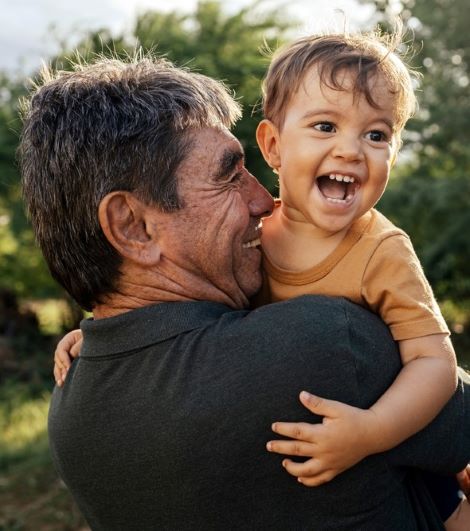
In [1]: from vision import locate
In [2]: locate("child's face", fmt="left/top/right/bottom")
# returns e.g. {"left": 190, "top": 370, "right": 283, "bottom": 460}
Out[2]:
{"left": 259, "top": 67, "right": 399, "bottom": 235}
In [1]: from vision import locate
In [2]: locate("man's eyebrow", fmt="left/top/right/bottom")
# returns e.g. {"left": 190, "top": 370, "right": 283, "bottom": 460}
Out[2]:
{"left": 214, "top": 149, "right": 244, "bottom": 181}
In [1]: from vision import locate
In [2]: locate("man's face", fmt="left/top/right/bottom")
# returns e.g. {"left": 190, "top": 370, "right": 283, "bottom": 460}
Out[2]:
{"left": 156, "top": 127, "right": 274, "bottom": 309}
{"left": 273, "top": 68, "right": 399, "bottom": 235}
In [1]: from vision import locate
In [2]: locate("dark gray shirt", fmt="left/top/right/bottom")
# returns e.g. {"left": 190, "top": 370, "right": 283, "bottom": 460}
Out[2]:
{"left": 48, "top": 296, "right": 470, "bottom": 530}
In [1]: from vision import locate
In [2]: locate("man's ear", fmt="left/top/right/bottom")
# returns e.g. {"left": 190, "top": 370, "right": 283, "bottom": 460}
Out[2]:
{"left": 256, "top": 119, "right": 282, "bottom": 172}
{"left": 98, "top": 191, "right": 161, "bottom": 266}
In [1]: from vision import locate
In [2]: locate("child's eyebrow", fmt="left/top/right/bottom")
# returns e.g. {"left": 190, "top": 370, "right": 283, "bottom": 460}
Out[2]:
{"left": 214, "top": 149, "right": 244, "bottom": 181}
{"left": 376, "top": 118, "right": 395, "bottom": 130}
{"left": 300, "top": 109, "right": 338, "bottom": 121}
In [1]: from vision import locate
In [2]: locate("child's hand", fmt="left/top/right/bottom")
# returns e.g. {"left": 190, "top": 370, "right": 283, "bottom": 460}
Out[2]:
{"left": 456, "top": 464, "right": 470, "bottom": 497}
{"left": 266, "top": 391, "right": 380, "bottom": 486}
{"left": 53, "top": 329, "right": 83, "bottom": 387}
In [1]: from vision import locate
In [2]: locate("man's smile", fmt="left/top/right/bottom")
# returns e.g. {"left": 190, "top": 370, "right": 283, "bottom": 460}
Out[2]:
{"left": 242, "top": 237, "right": 261, "bottom": 248}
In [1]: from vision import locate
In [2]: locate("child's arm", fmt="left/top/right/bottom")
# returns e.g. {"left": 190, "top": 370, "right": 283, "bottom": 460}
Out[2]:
{"left": 53, "top": 329, "right": 83, "bottom": 386}
{"left": 369, "top": 333, "right": 457, "bottom": 450}
{"left": 266, "top": 333, "right": 457, "bottom": 486}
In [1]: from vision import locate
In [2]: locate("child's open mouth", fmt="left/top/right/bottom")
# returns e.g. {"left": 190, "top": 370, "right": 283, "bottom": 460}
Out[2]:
{"left": 316, "top": 174, "right": 359, "bottom": 204}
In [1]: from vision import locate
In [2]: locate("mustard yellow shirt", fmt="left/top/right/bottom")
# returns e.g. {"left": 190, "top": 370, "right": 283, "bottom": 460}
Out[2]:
{"left": 260, "top": 208, "right": 449, "bottom": 341}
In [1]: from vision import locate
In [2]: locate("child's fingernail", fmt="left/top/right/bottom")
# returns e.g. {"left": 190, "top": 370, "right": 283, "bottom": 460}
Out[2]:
{"left": 272, "top": 423, "right": 277, "bottom": 431}
{"left": 300, "top": 391, "right": 312, "bottom": 400}
{"left": 266, "top": 442, "right": 272, "bottom": 451}
{"left": 298, "top": 478, "right": 303, "bottom": 484}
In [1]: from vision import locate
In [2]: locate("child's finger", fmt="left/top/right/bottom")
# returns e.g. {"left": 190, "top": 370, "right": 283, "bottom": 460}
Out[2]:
{"left": 70, "top": 337, "right": 83, "bottom": 358}
{"left": 281, "top": 457, "right": 327, "bottom": 479}
{"left": 298, "top": 471, "right": 337, "bottom": 487}
{"left": 266, "top": 439, "right": 315, "bottom": 457}
{"left": 54, "top": 347, "right": 72, "bottom": 370}
{"left": 55, "top": 329, "right": 82, "bottom": 360}
{"left": 271, "top": 421, "right": 321, "bottom": 443}
{"left": 54, "top": 364, "right": 64, "bottom": 387}
{"left": 456, "top": 464, "right": 470, "bottom": 495}
{"left": 299, "top": 391, "right": 344, "bottom": 418}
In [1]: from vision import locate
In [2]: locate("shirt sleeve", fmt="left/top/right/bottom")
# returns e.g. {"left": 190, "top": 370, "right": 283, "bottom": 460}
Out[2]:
{"left": 362, "top": 234, "right": 449, "bottom": 341}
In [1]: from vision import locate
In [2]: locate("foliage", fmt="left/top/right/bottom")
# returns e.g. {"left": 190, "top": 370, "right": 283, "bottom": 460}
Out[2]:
{"left": 0, "top": 382, "right": 51, "bottom": 470}
{"left": 0, "top": 382, "right": 88, "bottom": 530}
{"left": 0, "top": 74, "right": 60, "bottom": 300}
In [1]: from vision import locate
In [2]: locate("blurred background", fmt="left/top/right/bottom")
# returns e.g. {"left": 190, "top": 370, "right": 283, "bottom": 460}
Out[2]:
{"left": 0, "top": 0, "right": 469, "bottom": 528}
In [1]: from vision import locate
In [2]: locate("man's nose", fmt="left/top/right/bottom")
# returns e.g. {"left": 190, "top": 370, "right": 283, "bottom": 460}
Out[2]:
{"left": 245, "top": 173, "right": 274, "bottom": 218}
{"left": 331, "top": 134, "right": 364, "bottom": 162}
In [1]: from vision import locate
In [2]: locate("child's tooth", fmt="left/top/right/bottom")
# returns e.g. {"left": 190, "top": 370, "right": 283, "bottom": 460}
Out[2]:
{"left": 336, "top": 175, "right": 344, "bottom": 181}
{"left": 329, "top": 174, "right": 335, "bottom": 180}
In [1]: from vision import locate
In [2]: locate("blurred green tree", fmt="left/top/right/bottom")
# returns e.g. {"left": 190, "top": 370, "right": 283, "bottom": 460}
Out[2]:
{"left": 0, "top": 74, "right": 59, "bottom": 299}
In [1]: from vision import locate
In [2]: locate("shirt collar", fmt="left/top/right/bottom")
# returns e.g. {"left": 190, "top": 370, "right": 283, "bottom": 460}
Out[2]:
{"left": 80, "top": 301, "right": 232, "bottom": 357}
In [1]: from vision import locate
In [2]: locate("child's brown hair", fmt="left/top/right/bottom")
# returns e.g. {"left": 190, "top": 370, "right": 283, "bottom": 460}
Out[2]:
{"left": 261, "top": 27, "right": 418, "bottom": 134}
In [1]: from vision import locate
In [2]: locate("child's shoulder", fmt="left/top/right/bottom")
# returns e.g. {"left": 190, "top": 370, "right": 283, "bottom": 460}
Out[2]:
{"left": 367, "top": 209, "right": 408, "bottom": 240}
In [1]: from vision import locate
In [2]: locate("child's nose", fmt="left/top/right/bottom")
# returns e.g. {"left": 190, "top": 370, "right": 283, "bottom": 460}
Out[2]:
{"left": 331, "top": 136, "right": 364, "bottom": 162}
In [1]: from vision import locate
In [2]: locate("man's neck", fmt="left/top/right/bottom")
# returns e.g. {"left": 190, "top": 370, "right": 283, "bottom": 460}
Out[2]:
{"left": 92, "top": 262, "right": 249, "bottom": 319}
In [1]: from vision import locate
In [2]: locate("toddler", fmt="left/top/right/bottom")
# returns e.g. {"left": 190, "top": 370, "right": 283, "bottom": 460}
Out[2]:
{"left": 255, "top": 29, "right": 468, "bottom": 528}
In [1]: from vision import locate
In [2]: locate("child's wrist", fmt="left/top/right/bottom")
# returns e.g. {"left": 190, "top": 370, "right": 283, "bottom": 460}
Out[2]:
{"left": 360, "top": 408, "right": 390, "bottom": 455}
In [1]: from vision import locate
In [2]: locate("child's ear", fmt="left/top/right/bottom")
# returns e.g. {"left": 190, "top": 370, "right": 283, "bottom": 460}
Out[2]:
{"left": 256, "top": 119, "right": 282, "bottom": 172}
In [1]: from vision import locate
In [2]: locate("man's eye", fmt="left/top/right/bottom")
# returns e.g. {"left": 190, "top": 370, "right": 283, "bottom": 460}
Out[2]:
{"left": 366, "top": 130, "right": 388, "bottom": 142}
{"left": 313, "top": 122, "right": 335, "bottom": 133}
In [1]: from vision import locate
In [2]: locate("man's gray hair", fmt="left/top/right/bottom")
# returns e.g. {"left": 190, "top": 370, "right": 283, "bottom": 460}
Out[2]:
{"left": 19, "top": 56, "right": 242, "bottom": 310}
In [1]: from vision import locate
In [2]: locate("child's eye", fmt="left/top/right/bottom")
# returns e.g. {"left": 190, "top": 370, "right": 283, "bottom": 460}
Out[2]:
{"left": 366, "top": 130, "right": 388, "bottom": 142}
{"left": 313, "top": 122, "right": 336, "bottom": 133}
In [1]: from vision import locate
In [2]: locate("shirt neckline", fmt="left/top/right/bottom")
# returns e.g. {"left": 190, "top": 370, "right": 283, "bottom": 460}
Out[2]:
{"left": 262, "top": 207, "right": 375, "bottom": 286}
{"left": 80, "top": 301, "right": 233, "bottom": 357}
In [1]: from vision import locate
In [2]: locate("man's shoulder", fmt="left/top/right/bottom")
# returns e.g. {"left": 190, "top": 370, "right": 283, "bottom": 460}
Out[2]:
{"left": 228, "top": 295, "right": 389, "bottom": 348}
{"left": 248, "top": 294, "right": 376, "bottom": 323}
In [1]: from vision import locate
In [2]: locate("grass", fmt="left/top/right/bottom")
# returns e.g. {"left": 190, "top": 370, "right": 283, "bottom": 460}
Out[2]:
{"left": 0, "top": 383, "right": 88, "bottom": 530}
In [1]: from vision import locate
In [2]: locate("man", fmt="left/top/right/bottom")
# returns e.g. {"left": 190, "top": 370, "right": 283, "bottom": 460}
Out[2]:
{"left": 20, "top": 57, "right": 470, "bottom": 530}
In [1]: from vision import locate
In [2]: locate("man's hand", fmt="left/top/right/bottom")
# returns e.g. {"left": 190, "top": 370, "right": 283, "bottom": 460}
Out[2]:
{"left": 54, "top": 329, "right": 83, "bottom": 387}
{"left": 266, "top": 391, "right": 381, "bottom": 486}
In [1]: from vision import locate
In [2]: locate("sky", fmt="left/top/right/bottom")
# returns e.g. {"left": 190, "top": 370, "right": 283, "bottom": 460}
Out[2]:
{"left": 0, "top": 0, "right": 375, "bottom": 75}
